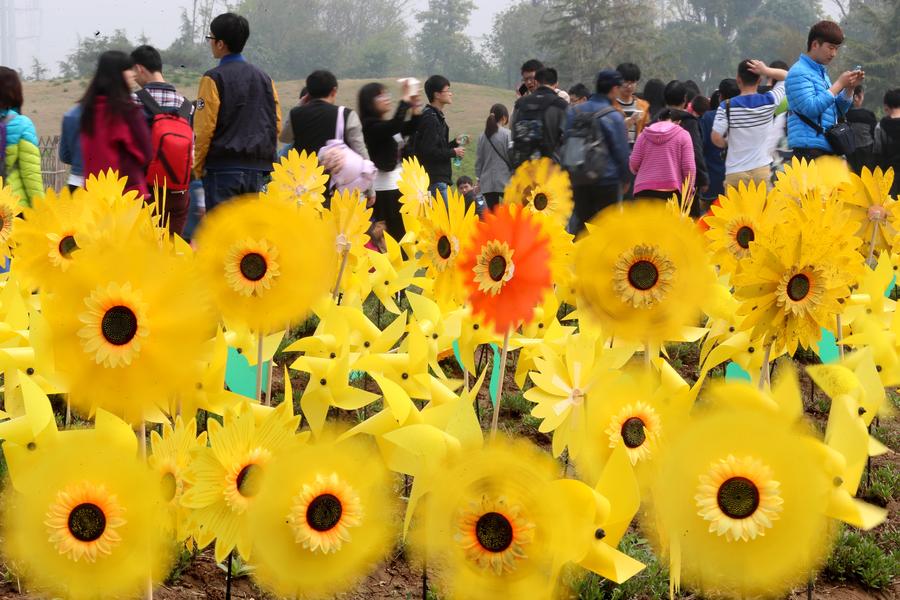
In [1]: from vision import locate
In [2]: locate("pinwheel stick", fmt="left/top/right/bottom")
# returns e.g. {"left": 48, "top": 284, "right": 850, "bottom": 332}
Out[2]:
{"left": 836, "top": 314, "right": 845, "bottom": 360}
{"left": 138, "top": 421, "right": 153, "bottom": 600}
{"left": 332, "top": 248, "right": 351, "bottom": 300}
{"left": 866, "top": 226, "right": 878, "bottom": 266}
{"left": 644, "top": 341, "right": 652, "bottom": 370}
{"left": 256, "top": 332, "right": 266, "bottom": 405}
{"left": 490, "top": 330, "right": 511, "bottom": 439}
{"left": 759, "top": 343, "right": 772, "bottom": 390}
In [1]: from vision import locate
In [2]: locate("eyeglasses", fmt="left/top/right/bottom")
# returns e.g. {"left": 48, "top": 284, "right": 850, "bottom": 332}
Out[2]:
{"left": 205, "top": 35, "right": 217, "bottom": 41}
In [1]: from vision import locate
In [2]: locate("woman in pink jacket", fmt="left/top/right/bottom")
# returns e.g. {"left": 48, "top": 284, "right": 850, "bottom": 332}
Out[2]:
{"left": 629, "top": 109, "right": 696, "bottom": 200}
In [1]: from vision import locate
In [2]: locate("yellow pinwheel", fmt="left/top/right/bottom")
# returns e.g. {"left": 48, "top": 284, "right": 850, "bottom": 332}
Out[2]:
{"left": 265, "top": 149, "right": 329, "bottom": 210}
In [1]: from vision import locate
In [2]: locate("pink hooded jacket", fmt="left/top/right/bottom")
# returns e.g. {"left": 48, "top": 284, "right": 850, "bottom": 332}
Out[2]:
{"left": 629, "top": 121, "right": 696, "bottom": 196}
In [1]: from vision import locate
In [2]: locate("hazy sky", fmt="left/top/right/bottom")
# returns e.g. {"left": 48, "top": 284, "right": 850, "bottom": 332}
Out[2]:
{"left": 2, "top": 0, "right": 507, "bottom": 75}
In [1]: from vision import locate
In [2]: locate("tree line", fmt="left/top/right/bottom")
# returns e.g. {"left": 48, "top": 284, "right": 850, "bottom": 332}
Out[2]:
{"left": 48, "top": 0, "right": 898, "bottom": 106}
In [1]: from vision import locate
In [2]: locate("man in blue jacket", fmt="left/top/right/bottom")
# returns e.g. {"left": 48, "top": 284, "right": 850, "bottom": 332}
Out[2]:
{"left": 565, "top": 69, "right": 630, "bottom": 234}
{"left": 786, "top": 20, "right": 863, "bottom": 161}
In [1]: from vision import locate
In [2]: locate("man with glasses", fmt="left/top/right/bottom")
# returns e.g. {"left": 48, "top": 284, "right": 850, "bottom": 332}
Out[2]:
{"left": 413, "top": 75, "right": 464, "bottom": 201}
{"left": 193, "top": 12, "right": 281, "bottom": 211}
{"left": 518, "top": 59, "right": 544, "bottom": 97}
{"left": 614, "top": 63, "right": 650, "bottom": 148}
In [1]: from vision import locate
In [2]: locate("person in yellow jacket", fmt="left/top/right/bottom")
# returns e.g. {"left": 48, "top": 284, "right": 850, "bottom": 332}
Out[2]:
{"left": 193, "top": 12, "right": 281, "bottom": 211}
{"left": 0, "top": 67, "right": 44, "bottom": 205}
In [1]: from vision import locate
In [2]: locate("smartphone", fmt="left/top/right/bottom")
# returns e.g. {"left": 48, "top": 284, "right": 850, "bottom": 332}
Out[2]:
{"left": 854, "top": 65, "right": 863, "bottom": 72}
{"left": 398, "top": 77, "right": 420, "bottom": 98}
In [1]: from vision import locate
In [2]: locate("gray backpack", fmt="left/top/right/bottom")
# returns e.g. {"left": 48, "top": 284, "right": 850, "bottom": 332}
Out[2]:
{"left": 560, "top": 106, "right": 617, "bottom": 185}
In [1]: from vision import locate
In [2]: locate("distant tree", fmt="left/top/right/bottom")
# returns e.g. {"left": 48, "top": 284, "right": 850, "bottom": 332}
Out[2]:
{"left": 59, "top": 29, "right": 134, "bottom": 78}
{"left": 486, "top": 1, "right": 549, "bottom": 89}
{"left": 736, "top": 0, "right": 821, "bottom": 64}
{"left": 654, "top": 20, "right": 735, "bottom": 90}
{"left": 539, "top": 0, "right": 658, "bottom": 85}
{"left": 29, "top": 57, "right": 49, "bottom": 81}
{"left": 415, "top": 0, "right": 487, "bottom": 83}
{"left": 839, "top": 0, "right": 900, "bottom": 110}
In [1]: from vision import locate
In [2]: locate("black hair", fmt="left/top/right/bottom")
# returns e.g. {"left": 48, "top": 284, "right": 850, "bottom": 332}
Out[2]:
{"left": 642, "top": 78, "right": 666, "bottom": 115}
{"left": 306, "top": 70, "right": 338, "bottom": 99}
{"left": 358, "top": 82, "right": 386, "bottom": 122}
{"left": 718, "top": 78, "right": 740, "bottom": 101}
{"left": 456, "top": 175, "right": 474, "bottom": 187}
{"left": 807, "top": 20, "right": 844, "bottom": 51}
{"left": 535, "top": 67, "right": 557, "bottom": 86}
{"left": 568, "top": 83, "right": 590, "bottom": 100}
{"left": 0, "top": 67, "right": 23, "bottom": 110}
{"left": 709, "top": 90, "right": 722, "bottom": 108}
{"left": 130, "top": 44, "right": 163, "bottom": 73}
{"left": 484, "top": 103, "right": 508, "bottom": 137}
{"left": 79, "top": 50, "right": 136, "bottom": 136}
{"left": 210, "top": 12, "right": 250, "bottom": 54}
{"left": 616, "top": 62, "right": 641, "bottom": 82}
{"left": 425, "top": 75, "right": 450, "bottom": 103}
{"left": 684, "top": 80, "right": 701, "bottom": 102}
{"left": 520, "top": 59, "right": 543, "bottom": 75}
{"left": 664, "top": 80, "right": 688, "bottom": 107}
{"left": 884, "top": 89, "right": 900, "bottom": 109}
{"left": 691, "top": 95, "right": 710, "bottom": 115}
{"left": 770, "top": 60, "right": 789, "bottom": 70}
{"left": 299, "top": 86, "right": 307, "bottom": 99}
{"left": 737, "top": 59, "right": 761, "bottom": 86}
{"left": 853, "top": 85, "right": 864, "bottom": 97}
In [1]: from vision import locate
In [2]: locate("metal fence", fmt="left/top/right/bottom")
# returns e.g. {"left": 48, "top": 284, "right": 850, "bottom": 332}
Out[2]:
{"left": 39, "top": 135, "right": 66, "bottom": 193}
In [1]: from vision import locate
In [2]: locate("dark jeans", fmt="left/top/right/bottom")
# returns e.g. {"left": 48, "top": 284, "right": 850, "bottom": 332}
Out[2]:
{"left": 202, "top": 168, "right": 270, "bottom": 212}
{"left": 792, "top": 148, "right": 833, "bottom": 162}
{"left": 570, "top": 183, "right": 621, "bottom": 234}
{"left": 373, "top": 188, "right": 405, "bottom": 245}
{"left": 159, "top": 191, "right": 190, "bottom": 237}
{"left": 483, "top": 192, "right": 502, "bottom": 210}
{"left": 428, "top": 181, "right": 449, "bottom": 205}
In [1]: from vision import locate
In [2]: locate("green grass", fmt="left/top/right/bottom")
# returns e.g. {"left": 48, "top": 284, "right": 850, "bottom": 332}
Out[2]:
{"left": 866, "top": 464, "right": 900, "bottom": 506}
{"left": 824, "top": 528, "right": 900, "bottom": 590}
{"left": 576, "top": 533, "right": 670, "bottom": 599}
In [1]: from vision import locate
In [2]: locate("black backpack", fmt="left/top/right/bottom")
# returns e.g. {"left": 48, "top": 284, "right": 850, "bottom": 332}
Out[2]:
{"left": 511, "top": 94, "right": 557, "bottom": 167}
{"left": 559, "top": 106, "right": 617, "bottom": 186}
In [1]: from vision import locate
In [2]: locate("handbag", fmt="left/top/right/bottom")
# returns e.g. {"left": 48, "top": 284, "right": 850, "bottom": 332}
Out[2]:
{"left": 319, "top": 106, "right": 376, "bottom": 193}
{"left": 794, "top": 105, "right": 856, "bottom": 156}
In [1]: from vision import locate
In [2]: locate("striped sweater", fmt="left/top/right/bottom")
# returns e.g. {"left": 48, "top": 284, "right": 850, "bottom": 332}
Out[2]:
{"left": 630, "top": 121, "right": 696, "bottom": 195}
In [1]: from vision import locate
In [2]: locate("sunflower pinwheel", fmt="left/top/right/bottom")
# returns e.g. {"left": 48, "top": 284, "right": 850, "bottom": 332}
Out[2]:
{"left": 181, "top": 401, "right": 302, "bottom": 562}
{"left": 10, "top": 187, "right": 101, "bottom": 291}
{"left": 82, "top": 169, "right": 142, "bottom": 204}
{"left": 648, "top": 376, "right": 886, "bottom": 599}
{"left": 771, "top": 156, "right": 850, "bottom": 206}
{"left": 148, "top": 416, "right": 208, "bottom": 542}
{"left": 265, "top": 149, "right": 329, "bottom": 210}
{"left": 734, "top": 204, "right": 858, "bottom": 355}
{"left": 40, "top": 231, "right": 215, "bottom": 425}
{"left": 194, "top": 194, "right": 337, "bottom": 334}
{"left": 411, "top": 438, "right": 644, "bottom": 600}
{"left": 456, "top": 204, "right": 552, "bottom": 334}
{"left": 574, "top": 200, "right": 714, "bottom": 345}
{"left": 503, "top": 158, "right": 574, "bottom": 227}
{"left": 248, "top": 435, "right": 399, "bottom": 598}
{"left": 417, "top": 186, "right": 478, "bottom": 310}
{"left": 2, "top": 410, "right": 172, "bottom": 600}
{"left": 704, "top": 180, "right": 778, "bottom": 276}
{"left": 0, "top": 178, "right": 23, "bottom": 260}
{"left": 326, "top": 187, "right": 371, "bottom": 263}
{"left": 840, "top": 167, "right": 896, "bottom": 262}
{"left": 397, "top": 156, "right": 432, "bottom": 232}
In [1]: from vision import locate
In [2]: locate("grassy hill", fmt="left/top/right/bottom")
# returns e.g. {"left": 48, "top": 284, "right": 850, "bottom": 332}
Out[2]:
{"left": 23, "top": 77, "right": 516, "bottom": 180}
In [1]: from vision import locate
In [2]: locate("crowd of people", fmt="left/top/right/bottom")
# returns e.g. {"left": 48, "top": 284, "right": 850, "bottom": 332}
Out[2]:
{"left": 1, "top": 14, "right": 899, "bottom": 243}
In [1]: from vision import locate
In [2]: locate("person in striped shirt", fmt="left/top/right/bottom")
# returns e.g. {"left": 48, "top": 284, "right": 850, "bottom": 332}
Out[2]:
{"left": 711, "top": 59, "right": 788, "bottom": 190}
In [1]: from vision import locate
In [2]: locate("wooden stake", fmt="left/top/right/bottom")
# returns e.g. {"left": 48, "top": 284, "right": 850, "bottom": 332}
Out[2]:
{"left": 256, "top": 331, "right": 266, "bottom": 405}
{"left": 489, "top": 330, "right": 511, "bottom": 440}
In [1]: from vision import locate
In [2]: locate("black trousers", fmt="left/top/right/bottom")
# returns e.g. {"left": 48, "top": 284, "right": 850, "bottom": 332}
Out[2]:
{"left": 373, "top": 188, "right": 406, "bottom": 245}
{"left": 571, "top": 183, "right": 621, "bottom": 234}
{"left": 792, "top": 148, "right": 833, "bottom": 162}
{"left": 483, "top": 192, "right": 502, "bottom": 210}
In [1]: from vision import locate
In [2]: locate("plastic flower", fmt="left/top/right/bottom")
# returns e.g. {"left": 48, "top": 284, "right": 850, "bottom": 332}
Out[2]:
{"left": 397, "top": 156, "right": 432, "bottom": 231}
{"left": 266, "top": 149, "right": 328, "bottom": 210}
{"left": 83, "top": 169, "right": 141, "bottom": 204}
{"left": 734, "top": 208, "right": 855, "bottom": 355}
{"left": 149, "top": 416, "right": 208, "bottom": 542}
{"left": 704, "top": 180, "right": 778, "bottom": 276}
{"left": 0, "top": 178, "right": 23, "bottom": 260}
{"left": 417, "top": 186, "right": 478, "bottom": 310}
{"left": 503, "top": 158, "right": 573, "bottom": 227}
{"left": 574, "top": 200, "right": 714, "bottom": 344}
{"left": 411, "top": 439, "right": 644, "bottom": 600}
{"left": 1, "top": 410, "right": 172, "bottom": 600}
{"left": 181, "top": 401, "right": 301, "bottom": 563}
{"left": 194, "top": 195, "right": 337, "bottom": 334}
{"left": 326, "top": 188, "right": 372, "bottom": 264}
{"left": 457, "top": 204, "right": 552, "bottom": 334}
{"left": 248, "top": 436, "right": 398, "bottom": 598}
{"left": 648, "top": 378, "right": 886, "bottom": 599}
{"left": 771, "top": 156, "right": 850, "bottom": 206}
{"left": 40, "top": 233, "right": 215, "bottom": 425}
{"left": 10, "top": 187, "right": 101, "bottom": 291}
{"left": 841, "top": 167, "right": 896, "bottom": 261}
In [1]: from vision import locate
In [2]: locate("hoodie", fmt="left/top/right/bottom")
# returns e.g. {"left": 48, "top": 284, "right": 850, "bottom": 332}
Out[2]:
{"left": 666, "top": 108, "right": 709, "bottom": 188}
{"left": 875, "top": 117, "right": 900, "bottom": 196}
{"left": 630, "top": 121, "right": 696, "bottom": 196}
{"left": 80, "top": 97, "right": 152, "bottom": 198}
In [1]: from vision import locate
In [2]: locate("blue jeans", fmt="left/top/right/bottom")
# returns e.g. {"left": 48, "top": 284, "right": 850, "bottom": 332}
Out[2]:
{"left": 428, "top": 181, "right": 449, "bottom": 205}
{"left": 202, "top": 168, "right": 270, "bottom": 212}
{"left": 183, "top": 179, "right": 205, "bottom": 240}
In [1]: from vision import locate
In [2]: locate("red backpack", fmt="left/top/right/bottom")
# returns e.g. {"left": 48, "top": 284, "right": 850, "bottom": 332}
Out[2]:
{"left": 137, "top": 89, "right": 194, "bottom": 192}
